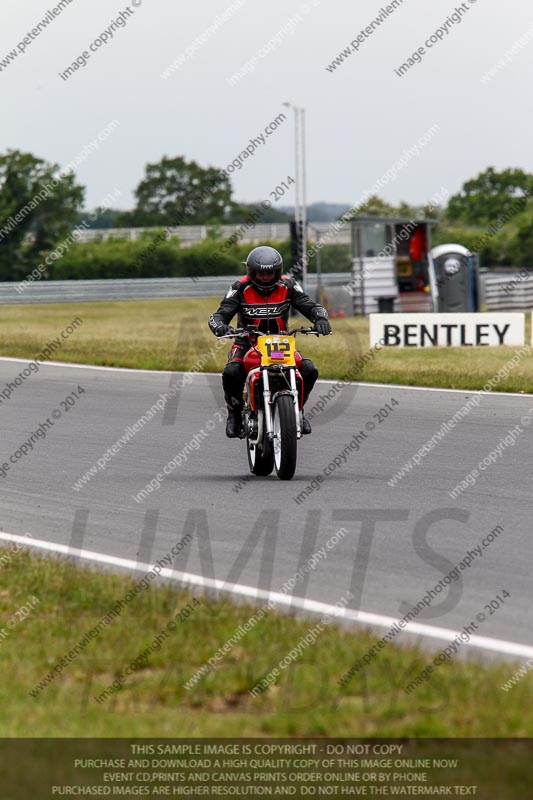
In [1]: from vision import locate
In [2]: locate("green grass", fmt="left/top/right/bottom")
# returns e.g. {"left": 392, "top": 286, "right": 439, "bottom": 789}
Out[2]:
{"left": 2, "top": 549, "right": 531, "bottom": 738}
{"left": 1, "top": 298, "right": 532, "bottom": 392}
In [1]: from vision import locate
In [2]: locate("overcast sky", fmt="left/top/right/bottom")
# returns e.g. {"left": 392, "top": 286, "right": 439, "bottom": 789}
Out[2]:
{"left": 2, "top": 0, "right": 532, "bottom": 211}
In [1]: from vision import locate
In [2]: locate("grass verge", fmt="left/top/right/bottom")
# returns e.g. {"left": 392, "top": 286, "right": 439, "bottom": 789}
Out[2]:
{"left": 2, "top": 548, "right": 531, "bottom": 737}
{"left": 0, "top": 298, "right": 532, "bottom": 392}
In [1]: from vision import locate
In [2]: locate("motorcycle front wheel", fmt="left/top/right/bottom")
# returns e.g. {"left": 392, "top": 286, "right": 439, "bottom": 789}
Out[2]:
{"left": 272, "top": 394, "right": 297, "bottom": 480}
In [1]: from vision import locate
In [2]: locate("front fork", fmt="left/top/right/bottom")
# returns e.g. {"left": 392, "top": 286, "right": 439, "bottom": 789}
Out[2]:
{"left": 262, "top": 368, "right": 301, "bottom": 441}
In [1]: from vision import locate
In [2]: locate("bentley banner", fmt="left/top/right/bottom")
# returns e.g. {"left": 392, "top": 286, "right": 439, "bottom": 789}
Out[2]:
{"left": 369, "top": 314, "right": 525, "bottom": 348}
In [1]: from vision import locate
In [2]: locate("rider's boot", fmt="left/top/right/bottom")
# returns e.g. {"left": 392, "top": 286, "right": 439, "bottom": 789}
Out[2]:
{"left": 225, "top": 396, "right": 243, "bottom": 438}
{"left": 300, "top": 362, "right": 317, "bottom": 435}
{"left": 301, "top": 390, "right": 312, "bottom": 435}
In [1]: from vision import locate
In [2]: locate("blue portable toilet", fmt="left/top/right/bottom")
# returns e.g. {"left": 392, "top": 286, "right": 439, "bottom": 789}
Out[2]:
{"left": 429, "top": 243, "right": 479, "bottom": 312}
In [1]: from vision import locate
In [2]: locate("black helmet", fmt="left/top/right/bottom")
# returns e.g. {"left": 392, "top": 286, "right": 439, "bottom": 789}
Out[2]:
{"left": 245, "top": 246, "right": 283, "bottom": 292}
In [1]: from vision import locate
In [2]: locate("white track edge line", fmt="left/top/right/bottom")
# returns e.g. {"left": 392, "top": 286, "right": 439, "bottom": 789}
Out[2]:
{"left": 1, "top": 531, "right": 532, "bottom": 661}
{"left": 0, "top": 357, "right": 531, "bottom": 398}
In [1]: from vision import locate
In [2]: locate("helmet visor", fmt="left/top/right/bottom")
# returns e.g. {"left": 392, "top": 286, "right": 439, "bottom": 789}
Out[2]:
{"left": 250, "top": 264, "right": 281, "bottom": 288}
{"left": 255, "top": 269, "right": 276, "bottom": 284}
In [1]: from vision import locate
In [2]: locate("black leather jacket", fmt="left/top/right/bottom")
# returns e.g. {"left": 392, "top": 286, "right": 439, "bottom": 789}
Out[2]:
{"left": 208, "top": 275, "right": 328, "bottom": 343}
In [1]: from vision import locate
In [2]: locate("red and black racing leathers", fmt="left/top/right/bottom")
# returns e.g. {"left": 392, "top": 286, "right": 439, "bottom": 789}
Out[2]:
{"left": 208, "top": 274, "right": 329, "bottom": 413}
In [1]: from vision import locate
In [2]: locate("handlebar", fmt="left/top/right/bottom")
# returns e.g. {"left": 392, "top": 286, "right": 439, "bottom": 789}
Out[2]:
{"left": 219, "top": 326, "right": 327, "bottom": 340}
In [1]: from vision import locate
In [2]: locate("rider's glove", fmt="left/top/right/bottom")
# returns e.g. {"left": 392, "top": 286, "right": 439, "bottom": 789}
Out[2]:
{"left": 215, "top": 323, "right": 232, "bottom": 337}
{"left": 314, "top": 318, "right": 332, "bottom": 335}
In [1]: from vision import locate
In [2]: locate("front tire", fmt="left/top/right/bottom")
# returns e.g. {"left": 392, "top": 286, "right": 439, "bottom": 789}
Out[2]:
{"left": 272, "top": 394, "right": 297, "bottom": 480}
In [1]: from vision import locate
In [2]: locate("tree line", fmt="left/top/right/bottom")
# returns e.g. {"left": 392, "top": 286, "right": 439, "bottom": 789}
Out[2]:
{"left": 0, "top": 149, "right": 532, "bottom": 281}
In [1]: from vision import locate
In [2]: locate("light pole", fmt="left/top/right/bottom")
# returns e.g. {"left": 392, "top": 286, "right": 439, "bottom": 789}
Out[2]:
{"left": 310, "top": 225, "right": 322, "bottom": 304}
{"left": 283, "top": 102, "right": 307, "bottom": 290}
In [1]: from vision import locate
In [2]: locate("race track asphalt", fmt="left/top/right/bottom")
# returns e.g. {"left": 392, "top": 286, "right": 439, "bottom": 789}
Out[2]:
{"left": 0, "top": 357, "right": 531, "bottom": 659}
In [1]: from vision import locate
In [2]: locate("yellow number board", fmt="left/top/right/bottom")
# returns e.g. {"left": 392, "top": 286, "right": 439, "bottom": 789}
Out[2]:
{"left": 256, "top": 335, "right": 296, "bottom": 367}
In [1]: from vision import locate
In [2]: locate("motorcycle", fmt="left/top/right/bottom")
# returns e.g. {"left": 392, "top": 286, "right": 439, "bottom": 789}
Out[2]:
{"left": 222, "top": 326, "right": 324, "bottom": 481}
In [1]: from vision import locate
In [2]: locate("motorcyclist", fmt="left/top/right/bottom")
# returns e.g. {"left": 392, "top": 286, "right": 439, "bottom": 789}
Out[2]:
{"left": 208, "top": 245, "right": 332, "bottom": 438}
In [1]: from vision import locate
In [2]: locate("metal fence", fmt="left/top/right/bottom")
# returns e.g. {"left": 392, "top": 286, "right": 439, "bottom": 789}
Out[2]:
{"left": 70, "top": 223, "right": 351, "bottom": 247}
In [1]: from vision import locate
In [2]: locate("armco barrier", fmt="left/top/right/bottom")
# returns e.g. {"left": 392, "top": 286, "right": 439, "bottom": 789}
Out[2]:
{"left": 481, "top": 268, "right": 533, "bottom": 311}
{"left": 2, "top": 270, "right": 531, "bottom": 311}
{"left": 0, "top": 275, "right": 352, "bottom": 306}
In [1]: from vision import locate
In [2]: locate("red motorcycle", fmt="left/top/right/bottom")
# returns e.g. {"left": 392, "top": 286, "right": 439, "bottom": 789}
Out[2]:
{"left": 222, "top": 326, "right": 322, "bottom": 480}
